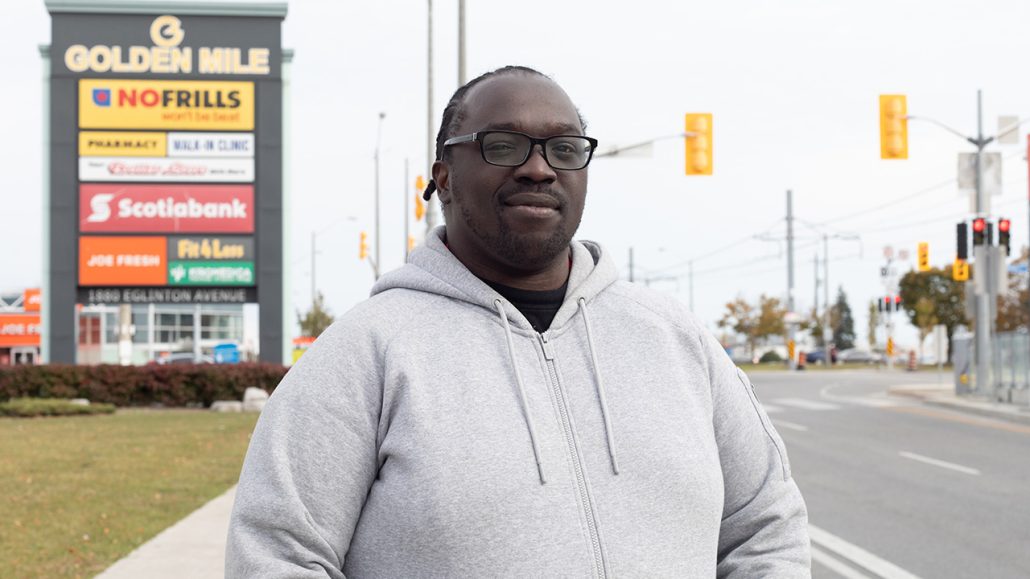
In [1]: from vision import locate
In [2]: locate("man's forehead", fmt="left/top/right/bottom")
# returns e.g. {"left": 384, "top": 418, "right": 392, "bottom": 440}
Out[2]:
{"left": 459, "top": 74, "right": 581, "bottom": 134}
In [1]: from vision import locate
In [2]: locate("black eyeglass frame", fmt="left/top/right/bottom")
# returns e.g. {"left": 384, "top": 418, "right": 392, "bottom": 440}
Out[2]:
{"left": 442, "top": 130, "right": 599, "bottom": 171}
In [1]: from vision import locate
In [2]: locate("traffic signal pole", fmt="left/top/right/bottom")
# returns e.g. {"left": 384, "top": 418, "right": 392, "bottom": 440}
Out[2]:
{"left": 972, "top": 90, "right": 993, "bottom": 395}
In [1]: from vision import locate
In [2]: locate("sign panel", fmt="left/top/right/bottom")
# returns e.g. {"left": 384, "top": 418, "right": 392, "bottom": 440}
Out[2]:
{"left": 0, "top": 314, "right": 42, "bottom": 347}
{"left": 167, "top": 132, "right": 254, "bottom": 157}
{"left": 79, "top": 79, "right": 254, "bottom": 130}
{"left": 80, "top": 184, "right": 254, "bottom": 233}
{"left": 79, "top": 131, "right": 167, "bottom": 157}
{"left": 168, "top": 261, "right": 255, "bottom": 286}
{"left": 79, "top": 157, "right": 254, "bottom": 182}
{"left": 78, "top": 287, "right": 257, "bottom": 305}
{"left": 23, "top": 289, "right": 41, "bottom": 312}
{"left": 168, "top": 236, "right": 254, "bottom": 261}
{"left": 79, "top": 236, "right": 167, "bottom": 286}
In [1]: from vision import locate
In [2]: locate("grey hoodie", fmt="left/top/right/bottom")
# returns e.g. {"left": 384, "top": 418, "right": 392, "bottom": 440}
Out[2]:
{"left": 226, "top": 227, "right": 810, "bottom": 578}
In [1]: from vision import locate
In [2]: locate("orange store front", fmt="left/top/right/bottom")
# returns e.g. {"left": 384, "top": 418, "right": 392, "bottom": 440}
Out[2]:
{"left": 0, "top": 289, "right": 42, "bottom": 365}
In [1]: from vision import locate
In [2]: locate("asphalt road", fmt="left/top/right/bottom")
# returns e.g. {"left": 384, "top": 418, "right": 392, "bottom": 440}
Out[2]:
{"left": 747, "top": 368, "right": 1030, "bottom": 579}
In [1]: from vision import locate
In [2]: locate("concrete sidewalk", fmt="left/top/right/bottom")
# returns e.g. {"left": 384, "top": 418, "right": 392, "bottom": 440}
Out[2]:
{"left": 96, "top": 486, "right": 236, "bottom": 579}
{"left": 890, "top": 382, "right": 1030, "bottom": 425}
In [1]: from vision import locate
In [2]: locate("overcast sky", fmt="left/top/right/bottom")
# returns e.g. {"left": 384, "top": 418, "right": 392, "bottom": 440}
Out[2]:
{"left": 4, "top": 0, "right": 1030, "bottom": 351}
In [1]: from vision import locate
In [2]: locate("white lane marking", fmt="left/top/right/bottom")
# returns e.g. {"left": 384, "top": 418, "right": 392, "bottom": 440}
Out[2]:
{"left": 773, "top": 397, "right": 842, "bottom": 411}
{"left": 898, "top": 451, "right": 981, "bottom": 476}
{"left": 810, "top": 545, "right": 872, "bottom": 579}
{"left": 760, "top": 403, "right": 784, "bottom": 414}
{"left": 819, "top": 384, "right": 901, "bottom": 407}
{"left": 772, "top": 419, "right": 809, "bottom": 432}
{"left": 809, "top": 523, "right": 923, "bottom": 579}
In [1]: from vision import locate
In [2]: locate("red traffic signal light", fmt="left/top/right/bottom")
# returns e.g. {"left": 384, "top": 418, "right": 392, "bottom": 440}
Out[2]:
{"left": 894, "top": 295, "right": 902, "bottom": 309}
{"left": 999, "top": 218, "right": 1011, "bottom": 255}
{"left": 972, "top": 218, "right": 986, "bottom": 245}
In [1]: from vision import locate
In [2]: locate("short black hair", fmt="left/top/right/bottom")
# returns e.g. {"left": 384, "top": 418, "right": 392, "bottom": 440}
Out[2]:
{"left": 423, "top": 65, "right": 587, "bottom": 201}
{"left": 434, "top": 65, "right": 587, "bottom": 162}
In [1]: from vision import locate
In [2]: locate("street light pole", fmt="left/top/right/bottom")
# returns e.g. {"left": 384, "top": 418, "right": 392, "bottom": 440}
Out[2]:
{"left": 374, "top": 112, "right": 385, "bottom": 281}
{"left": 787, "top": 189, "right": 796, "bottom": 370}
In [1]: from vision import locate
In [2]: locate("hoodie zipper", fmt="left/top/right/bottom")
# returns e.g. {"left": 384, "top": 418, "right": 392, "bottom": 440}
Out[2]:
{"left": 538, "top": 333, "right": 607, "bottom": 579}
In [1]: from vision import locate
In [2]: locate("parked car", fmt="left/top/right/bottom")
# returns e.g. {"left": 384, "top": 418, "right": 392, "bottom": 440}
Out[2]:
{"left": 837, "top": 349, "right": 882, "bottom": 364}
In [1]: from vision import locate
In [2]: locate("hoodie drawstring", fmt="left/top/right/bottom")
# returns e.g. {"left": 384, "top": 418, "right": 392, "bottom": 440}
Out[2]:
{"left": 494, "top": 299, "right": 547, "bottom": 485}
{"left": 578, "top": 297, "right": 621, "bottom": 476}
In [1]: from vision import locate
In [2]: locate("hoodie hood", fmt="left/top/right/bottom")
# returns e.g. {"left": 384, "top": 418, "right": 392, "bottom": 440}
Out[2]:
{"left": 371, "top": 225, "right": 619, "bottom": 332}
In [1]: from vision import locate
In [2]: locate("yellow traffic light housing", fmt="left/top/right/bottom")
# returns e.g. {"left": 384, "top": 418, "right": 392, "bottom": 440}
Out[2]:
{"left": 684, "top": 113, "right": 713, "bottom": 175}
{"left": 879, "top": 94, "right": 908, "bottom": 159}
{"left": 414, "top": 175, "right": 426, "bottom": 221}
{"left": 359, "top": 231, "right": 368, "bottom": 260}
{"left": 917, "top": 242, "right": 930, "bottom": 272}
{"left": 953, "top": 259, "right": 969, "bottom": 281}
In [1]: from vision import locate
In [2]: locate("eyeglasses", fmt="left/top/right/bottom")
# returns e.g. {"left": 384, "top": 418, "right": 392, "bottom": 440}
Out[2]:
{"left": 443, "top": 130, "right": 598, "bottom": 171}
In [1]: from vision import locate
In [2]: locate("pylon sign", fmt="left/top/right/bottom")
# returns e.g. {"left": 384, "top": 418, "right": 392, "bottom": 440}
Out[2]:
{"left": 47, "top": 7, "right": 287, "bottom": 363}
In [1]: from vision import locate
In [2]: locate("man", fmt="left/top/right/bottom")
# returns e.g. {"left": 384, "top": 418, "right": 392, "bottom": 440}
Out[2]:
{"left": 227, "top": 66, "right": 810, "bottom": 577}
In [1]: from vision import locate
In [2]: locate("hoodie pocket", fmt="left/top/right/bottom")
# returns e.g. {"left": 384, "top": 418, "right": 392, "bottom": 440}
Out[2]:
{"left": 735, "top": 368, "right": 792, "bottom": 481}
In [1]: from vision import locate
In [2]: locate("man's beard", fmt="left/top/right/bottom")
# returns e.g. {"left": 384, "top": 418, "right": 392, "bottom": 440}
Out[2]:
{"left": 451, "top": 186, "right": 576, "bottom": 271}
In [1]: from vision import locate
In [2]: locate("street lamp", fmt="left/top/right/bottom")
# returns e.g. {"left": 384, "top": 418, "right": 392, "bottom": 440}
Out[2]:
{"left": 374, "top": 112, "right": 386, "bottom": 281}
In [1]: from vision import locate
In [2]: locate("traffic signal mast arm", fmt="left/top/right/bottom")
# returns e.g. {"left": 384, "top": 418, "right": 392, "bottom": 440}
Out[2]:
{"left": 593, "top": 132, "right": 689, "bottom": 158}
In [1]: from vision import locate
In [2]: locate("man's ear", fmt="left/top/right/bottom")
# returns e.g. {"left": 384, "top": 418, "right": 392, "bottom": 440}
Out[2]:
{"left": 432, "top": 160, "right": 452, "bottom": 205}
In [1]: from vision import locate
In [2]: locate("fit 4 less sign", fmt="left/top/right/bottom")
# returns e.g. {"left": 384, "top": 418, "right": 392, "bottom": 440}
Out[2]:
{"left": 48, "top": 7, "right": 285, "bottom": 364}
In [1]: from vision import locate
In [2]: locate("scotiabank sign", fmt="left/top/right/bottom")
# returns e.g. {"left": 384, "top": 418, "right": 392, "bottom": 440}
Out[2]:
{"left": 0, "top": 314, "right": 41, "bottom": 347}
{"left": 79, "top": 184, "right": 254, "bottom": 233}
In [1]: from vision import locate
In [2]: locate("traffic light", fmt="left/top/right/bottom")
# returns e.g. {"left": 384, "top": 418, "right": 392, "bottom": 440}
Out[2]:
{"left": 956, "top": 222, "right": 968, "bottom": 260}
{"left": 972, "top": 217, "right": 986, "bottom": 246}
{"left": 407, "top": 235, "right": 416, "bottom": 252}
{"left": 894, "top": 295, "right": 902, "bottom": 312}
{"left": 999, "top": 218, "right": 1011, "bottom": 255}
{"left": 414, "top": 176, "right": 426, "bottom": 221}
{"left": 917, "top": 242, "right": 929, "bottom": 272}
{"left": 684, "top": 113, "right": 713, "bottom": 175}
{"left": 359, "top": 231, "right": 368, "bottom": 260}
{"left": 879, "top": 94, "right": 908, "bottom": 159}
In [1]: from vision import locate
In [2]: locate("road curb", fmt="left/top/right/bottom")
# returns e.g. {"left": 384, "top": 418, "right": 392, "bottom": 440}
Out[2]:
{"left": 889, "top": 386, "right": 1030, "bottom": 426}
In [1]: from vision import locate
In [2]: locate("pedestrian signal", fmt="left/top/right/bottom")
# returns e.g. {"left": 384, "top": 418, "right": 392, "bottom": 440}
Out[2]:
{"left": 879, "top": 94, "right": 908, "bottom": 159}
{"left": 684, "top": 113, "right": 713, "bottom": 175}
{"left": 953, "top": 259, "right": 969, "bottom": 281}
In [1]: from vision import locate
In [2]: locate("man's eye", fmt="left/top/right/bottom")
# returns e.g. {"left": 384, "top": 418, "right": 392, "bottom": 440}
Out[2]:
{"left": 485, "top": 142, "right": 518, "bottom": 153}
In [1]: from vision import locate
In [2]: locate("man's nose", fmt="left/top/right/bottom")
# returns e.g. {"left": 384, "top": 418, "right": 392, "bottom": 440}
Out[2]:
{"left": 513, "top": 145, "right": 557, "bottom": 183}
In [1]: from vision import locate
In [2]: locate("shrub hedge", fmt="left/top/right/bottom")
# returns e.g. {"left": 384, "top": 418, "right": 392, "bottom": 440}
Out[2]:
{"left": 0, "top": 364, "right": 288, "bottom": 407}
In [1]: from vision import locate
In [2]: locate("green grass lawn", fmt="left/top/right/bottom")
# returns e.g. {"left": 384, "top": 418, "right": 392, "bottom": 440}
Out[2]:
{"left": 0, "top": 410, "right": 258, "bottom": 578}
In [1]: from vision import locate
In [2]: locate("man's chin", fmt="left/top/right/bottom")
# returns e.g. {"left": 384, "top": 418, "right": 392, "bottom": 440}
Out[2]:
{"left": 496, "top": 229, "right": 572, "bottom": 271}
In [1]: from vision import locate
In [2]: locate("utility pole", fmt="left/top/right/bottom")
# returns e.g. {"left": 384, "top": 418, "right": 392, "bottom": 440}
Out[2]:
{"left": 458, "top": 0, "right": 466, "bottom": 85}
{"left": 425, "top": 0, "right": 438, "bottom": 231}
{"left": 374, "top": 112, "right": 385, "bottom": 281}
{"left": 628, "top": 247, "right": 635, "bottom": 282}
{"left": 310, "top": 231, "right": 317, "bottom": 304}
{"left": 823, "top": 235, "right": 831, "bottom": 366}
{"left": 786, "top": 190, "right": 796, "bottom": 369}
{"left": 972, "top": 89, "right": 992, "bottom": 395}
{"left": 404, "top": 158, "right": 410, "bottom": 261}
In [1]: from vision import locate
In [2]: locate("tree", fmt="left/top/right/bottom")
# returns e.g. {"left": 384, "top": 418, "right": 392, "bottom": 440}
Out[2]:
{"left": 898, "top": 265, "right": 968, "bottom": 362}
{"left": 808, "top": 306, "right": 827, "bottom": 348}
{"left": 718, "top": 294, "right": 787, "bottom": 358}
{"left": 831, "top": 287, "right": 855, "bottom": 350}
{"left": 867, "top": 300, "right": 879, "bottom": 349}
{"left": 298, "top": 291, "right": 335, "bottom": 338}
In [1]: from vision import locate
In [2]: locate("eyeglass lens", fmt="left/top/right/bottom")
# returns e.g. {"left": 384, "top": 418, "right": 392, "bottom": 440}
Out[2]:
{"left": 480, "top": 132, "right": 593, "bottom": 170}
